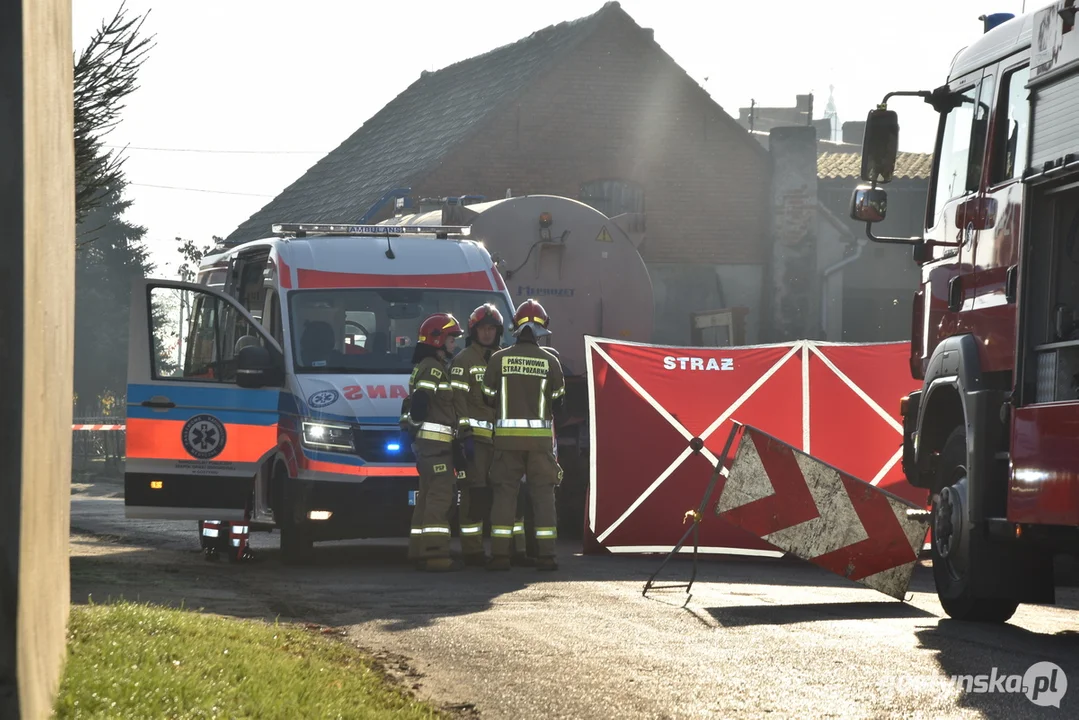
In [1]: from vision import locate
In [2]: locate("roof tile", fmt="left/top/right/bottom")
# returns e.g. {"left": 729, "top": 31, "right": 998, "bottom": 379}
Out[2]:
{"left": 817, "top": 151, "right": 933, "bottom": 180}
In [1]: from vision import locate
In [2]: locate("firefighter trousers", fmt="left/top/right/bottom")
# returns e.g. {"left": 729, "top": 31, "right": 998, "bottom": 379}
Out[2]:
{"left": 489, "top": 448, "right": 561, "bottom": 559}
{"left": 458, "top": 440, "right": 493, "bottom": 556}
{"left": 409, "top": 440, "right": 456, "bottom": 560}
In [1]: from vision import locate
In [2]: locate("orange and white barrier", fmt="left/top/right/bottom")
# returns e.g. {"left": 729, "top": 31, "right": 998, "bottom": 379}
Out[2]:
{"left": 717, "top": 424, "right": 929, "bottom": 599}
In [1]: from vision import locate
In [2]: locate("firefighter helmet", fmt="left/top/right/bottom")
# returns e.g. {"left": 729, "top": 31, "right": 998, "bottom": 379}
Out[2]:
{"left": 469, "top": 303, "right": 505, "bottom": 337}
{"left": 512, "top": 298, "right": 551, "bottom": 337}
{"left": 417, "top": 313, "right": 463, "bottom": 348}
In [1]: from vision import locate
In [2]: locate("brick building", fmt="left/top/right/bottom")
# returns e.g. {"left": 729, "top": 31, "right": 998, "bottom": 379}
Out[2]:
{"left": 227, "top": 1, "right": 773, "bottom": 344}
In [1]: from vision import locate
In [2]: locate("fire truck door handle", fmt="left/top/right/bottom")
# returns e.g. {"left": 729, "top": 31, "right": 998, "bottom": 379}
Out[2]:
{"left": 141, "top": 396, "right": 175, "bottom": 409}
{"left": 1006, "top": 265, "right": 1018, "bottom": 303}
{"left": 948, "top": 276, "right": 963, "bottom": 312}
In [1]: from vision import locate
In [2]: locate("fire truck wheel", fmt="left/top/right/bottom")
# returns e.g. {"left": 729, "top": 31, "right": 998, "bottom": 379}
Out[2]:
{"left": 931, "top": 427, "right": 1019, "bottom": 623}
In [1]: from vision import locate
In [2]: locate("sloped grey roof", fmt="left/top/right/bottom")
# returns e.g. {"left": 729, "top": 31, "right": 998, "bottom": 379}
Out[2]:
{"left": 226, "top": 4, "right": 618, "bottom": 245}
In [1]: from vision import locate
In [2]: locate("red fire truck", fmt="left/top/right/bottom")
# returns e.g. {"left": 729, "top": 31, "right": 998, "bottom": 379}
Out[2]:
{"left": 851, "top": 1, "right": 1079, "bottom": 622}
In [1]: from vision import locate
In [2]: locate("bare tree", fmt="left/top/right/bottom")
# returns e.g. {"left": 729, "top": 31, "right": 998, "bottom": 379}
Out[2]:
{"left": 74, "top": 2, "right": 155, "bottom": 229}
{"left": 176, "top": 236, "right": 216, "bottom": 283}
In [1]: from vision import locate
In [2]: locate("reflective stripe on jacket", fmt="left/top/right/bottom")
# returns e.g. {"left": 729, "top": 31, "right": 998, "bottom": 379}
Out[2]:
{"left": 406, "top": 356, "right": 456, "bottom": 443}
{"left": 450, "top": 342, "right": 497, "bottom": 443}
{"left": 482, "top": 341, "right": 565, "bottom": 450}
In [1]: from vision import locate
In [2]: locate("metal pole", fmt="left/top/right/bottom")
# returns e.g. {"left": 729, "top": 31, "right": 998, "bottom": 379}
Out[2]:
{"left": 177, "top": 291, "right": 184, "bottom": 369}
{"left": 642, "top": 422, "right": 743, "bottom": 598}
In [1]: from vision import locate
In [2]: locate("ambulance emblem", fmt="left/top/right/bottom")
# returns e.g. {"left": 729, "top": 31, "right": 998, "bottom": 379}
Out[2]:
{"left": 307, "top": 389, "right": 340, "bottom": 409}
{"left": 182, "top": 414, "right": 227, "bottom": 460}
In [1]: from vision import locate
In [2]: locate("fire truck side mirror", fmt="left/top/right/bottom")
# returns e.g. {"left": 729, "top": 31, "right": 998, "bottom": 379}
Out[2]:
{"left": 850, "top": 185, "right": 888, "bottom": 224}
{"left": 860, "top": 108, "right": 899, "bottom": 185}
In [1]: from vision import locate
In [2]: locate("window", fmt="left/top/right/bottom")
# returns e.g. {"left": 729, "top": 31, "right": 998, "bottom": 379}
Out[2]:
{"left": 288, "top": 289, "right": 515, "bottom": 374}
{"left": 150, "top": 286, "right": 270, "bottom": 383}
{"left": 236, "top": 250, "right": 270, "bottom": 323}
{"left": 579, "top": 179, "right": 645, "bottom": 217}
{"left": 992, "top": 65, "right": 1031, "bottom": 184}
{"left": 930, "top": 81, "right": 987, "bottom": 222}
{"left": 969, "top": 74, "right": 995, "bottom": 189}
{"left": 931, "top": 86, "right": 977, "bottom": 217}
{"left": 265, "top": 291, "right": 284, "bottom": 347}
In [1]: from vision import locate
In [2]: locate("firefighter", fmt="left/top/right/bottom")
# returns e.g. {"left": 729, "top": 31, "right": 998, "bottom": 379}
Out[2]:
{"left": 402, "top": 312, "right": 465, "bottom": 572}
{"left": 448, "top": 303, "right": 504, "bottom": 565}
{"left": 482, "top": 299, "right": 566, "bottom": 571}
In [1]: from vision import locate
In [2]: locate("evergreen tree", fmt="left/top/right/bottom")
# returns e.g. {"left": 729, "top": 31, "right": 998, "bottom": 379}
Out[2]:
{"left": 73, "top": 181, "right": 154, "bottom": 415}
{"left": 71, "top": 4, "right": 154, "bottom": 416}
{"left": 74, "top": 3, "right": 153, "bottom": 228}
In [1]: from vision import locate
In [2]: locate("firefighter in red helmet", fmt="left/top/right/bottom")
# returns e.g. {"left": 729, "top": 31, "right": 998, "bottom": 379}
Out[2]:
{"left": 448, "top": 303, "right": 505, "bottom": 565}
{"left": 482, "top": 299, "right": 566, "bottom": 571}
{"left": 400, "top": 312, "right": 464, "bottom": 571}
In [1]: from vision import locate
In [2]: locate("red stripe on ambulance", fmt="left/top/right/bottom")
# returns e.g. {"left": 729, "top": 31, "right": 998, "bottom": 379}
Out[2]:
{"left": 296, "top": 269, "right": 493, "bottom": 290}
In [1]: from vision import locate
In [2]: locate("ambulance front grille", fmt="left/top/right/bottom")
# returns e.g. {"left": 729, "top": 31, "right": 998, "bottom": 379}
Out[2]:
{"left": 352, "top": 427, "right": 415, "bottom": 464}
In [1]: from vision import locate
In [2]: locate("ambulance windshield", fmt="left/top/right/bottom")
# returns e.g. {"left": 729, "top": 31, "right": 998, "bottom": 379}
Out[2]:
{"left": 288, "top": 289, "right": 514, "bottom": 374}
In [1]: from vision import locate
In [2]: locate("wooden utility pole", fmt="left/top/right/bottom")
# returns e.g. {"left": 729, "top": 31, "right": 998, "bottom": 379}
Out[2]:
{"left": 0, "top": 1, "right": 76, "bottom": 717}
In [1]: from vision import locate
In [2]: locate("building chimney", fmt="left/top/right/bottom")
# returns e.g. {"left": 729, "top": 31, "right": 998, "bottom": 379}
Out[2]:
{"left": 768, "top": 125, "right": 819, "bottom": 341}
{"left": 842, "top": 121, "right": 866, "bottom": 146}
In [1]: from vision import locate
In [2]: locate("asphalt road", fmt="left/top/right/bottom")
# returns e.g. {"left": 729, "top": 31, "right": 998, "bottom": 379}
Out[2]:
{"left": 70, "top": 481, "right": 1079, "bottom": 719}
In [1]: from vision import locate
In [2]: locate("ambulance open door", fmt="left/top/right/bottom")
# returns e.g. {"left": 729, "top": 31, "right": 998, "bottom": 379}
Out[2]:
{"left": 124, "top": 278, "right": 284, "bottom": 521}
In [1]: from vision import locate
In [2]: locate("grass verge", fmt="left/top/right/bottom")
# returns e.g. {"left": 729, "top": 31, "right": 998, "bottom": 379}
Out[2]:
{"left": 55, "top": 601, "right": 440, "bottom": 719}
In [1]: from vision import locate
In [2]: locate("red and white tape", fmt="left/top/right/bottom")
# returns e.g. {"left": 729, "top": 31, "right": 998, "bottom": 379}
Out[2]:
{"left": 72, "top": 424, "right": 126, "bottom": 431}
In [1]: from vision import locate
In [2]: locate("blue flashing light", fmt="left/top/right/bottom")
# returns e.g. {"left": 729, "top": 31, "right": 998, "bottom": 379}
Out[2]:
{"left": 386, "top": 442, "right": 402, "bottom": 453}
{"left": 980, "top": 12, "right": 1014, "bottom": 33}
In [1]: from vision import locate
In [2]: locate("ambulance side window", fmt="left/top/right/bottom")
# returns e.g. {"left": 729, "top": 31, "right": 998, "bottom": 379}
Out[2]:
{"left": 264, "top": 290, "right": 284, "bottom": 346}
{"left": 237, "top": 249, "right": 270, "bottom": 324}
{"left": 149, "top": 285, "right": 269, "bottom": 384}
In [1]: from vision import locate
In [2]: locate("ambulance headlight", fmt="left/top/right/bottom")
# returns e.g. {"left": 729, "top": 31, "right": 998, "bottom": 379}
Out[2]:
{"left": 301, "top": 421, "right": 354, "bottom": 451}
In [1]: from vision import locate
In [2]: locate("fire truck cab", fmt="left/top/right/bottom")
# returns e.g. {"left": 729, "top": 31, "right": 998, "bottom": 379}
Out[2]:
{"left": 851, "top": 2, "right": 1079, "bottom": 622}
{"left": 124, "top": 222, "right": 515, "bottom": 563}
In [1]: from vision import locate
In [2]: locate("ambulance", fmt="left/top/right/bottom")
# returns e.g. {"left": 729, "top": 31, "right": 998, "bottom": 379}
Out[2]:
{"left": 124, "top": 221, "right": 516, "bottom": 563}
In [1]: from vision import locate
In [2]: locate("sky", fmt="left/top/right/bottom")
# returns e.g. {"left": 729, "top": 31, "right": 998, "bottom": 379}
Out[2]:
{"left": 72, "top": 0, "right": 1033, "bottom": 277}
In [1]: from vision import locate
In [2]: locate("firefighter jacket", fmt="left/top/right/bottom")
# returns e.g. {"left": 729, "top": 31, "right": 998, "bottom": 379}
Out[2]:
{"left": 449, "top": 342, "right": 498, "bottom": 444}
{"left": 482, "top": 340, "right": 565, "bottom": 451}
{"left": 401, "top": 356, "right": 456, "bottom": 444}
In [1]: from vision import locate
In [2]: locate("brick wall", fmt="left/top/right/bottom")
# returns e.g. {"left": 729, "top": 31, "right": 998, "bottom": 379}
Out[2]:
{"left": 413, "top": 9, "right": 772, "bottom": 266}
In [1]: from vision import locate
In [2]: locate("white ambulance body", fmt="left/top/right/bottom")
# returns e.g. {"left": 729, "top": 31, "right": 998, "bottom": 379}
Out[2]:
{"left": 124, "top": 223, "right": 515, "bottom": 561}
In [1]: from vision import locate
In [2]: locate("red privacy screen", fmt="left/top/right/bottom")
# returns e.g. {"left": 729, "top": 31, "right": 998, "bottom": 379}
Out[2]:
{"left": 584, "top": 338, "right": 923, "bottom": 555}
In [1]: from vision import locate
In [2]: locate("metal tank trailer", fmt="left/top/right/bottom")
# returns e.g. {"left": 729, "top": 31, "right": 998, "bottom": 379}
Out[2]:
{"left": 379, "top": 194, "right": 655, "bottom": 535}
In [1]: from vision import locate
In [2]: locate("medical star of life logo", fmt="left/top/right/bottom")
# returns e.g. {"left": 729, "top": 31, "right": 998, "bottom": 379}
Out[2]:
{"left": 182, "top": 414, "right": 227, "bottom": 460}
{"left": 307, "top": 389, "right": 340, "bottom": 409}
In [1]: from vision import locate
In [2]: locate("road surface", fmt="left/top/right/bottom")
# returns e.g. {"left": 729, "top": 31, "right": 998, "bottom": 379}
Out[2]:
{"left": 70, "top": 480, "right": 1079, "bottom": 719}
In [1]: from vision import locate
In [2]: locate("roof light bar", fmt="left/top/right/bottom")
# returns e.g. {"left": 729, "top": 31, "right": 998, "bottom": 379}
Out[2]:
{"left": 271, "top": 222, "right": 471, "bottom": 237}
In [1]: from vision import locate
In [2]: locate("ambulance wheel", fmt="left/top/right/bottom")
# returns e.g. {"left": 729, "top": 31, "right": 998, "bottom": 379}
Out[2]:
{"left": 931, "top": 427, "right": 1019, "bottom": 623}
{"left": 274, "top": 465, "right": 315, "bottom": 565}
{"left": 280, "top": 521, "right": 314, "bottom": 565}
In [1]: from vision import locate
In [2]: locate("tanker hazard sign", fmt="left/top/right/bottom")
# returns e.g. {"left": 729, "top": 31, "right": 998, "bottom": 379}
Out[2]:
{"left": 716, "top": 425, "right": 929, "bottom": 599}
{"left": 595, "top": 225, "right": 613, "bottom": 243}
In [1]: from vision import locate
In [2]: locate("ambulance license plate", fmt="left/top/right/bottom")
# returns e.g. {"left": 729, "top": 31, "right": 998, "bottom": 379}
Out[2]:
{"left": 408, "top": 490, "right": 418, "bottom": 506}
